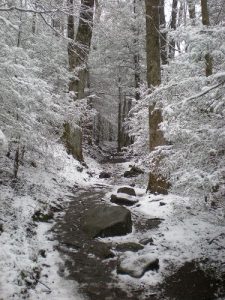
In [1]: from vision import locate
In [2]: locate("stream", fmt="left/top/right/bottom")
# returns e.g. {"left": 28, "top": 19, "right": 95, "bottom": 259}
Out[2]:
{"left": 53, "top": 154, "right": 157, "bottom": 300}
{"left": 52, "top": 154, "right": 225, "bottom": 300}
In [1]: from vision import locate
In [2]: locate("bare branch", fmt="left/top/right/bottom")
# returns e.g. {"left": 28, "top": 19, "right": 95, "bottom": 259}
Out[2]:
{"left": 0, "top": 6, "right": 59, "bottom": 14}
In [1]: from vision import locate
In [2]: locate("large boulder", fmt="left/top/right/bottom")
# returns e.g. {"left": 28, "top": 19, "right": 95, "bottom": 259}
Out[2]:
{"left": 62, "top": 122, "right": 83, "bottom": 161}
{"left": 117, "top": 253, "right": 159, "bottom": 278}
{"left": 99, "top": 171, "right": 111, "bottom": 179}
{"left": 124, "top": 166, "right": 144, "bottom": 178}
{"left": 117, "top": 187, "right": 136, "bottom": 196}
{"left": 82, "top": 205, "right": 132, "bottom": 238}
{"left": 115, "top": 242, "right": 144, "bottom": 252}
{"left": 110, "top": 194, "right": 138, "bottom": 206}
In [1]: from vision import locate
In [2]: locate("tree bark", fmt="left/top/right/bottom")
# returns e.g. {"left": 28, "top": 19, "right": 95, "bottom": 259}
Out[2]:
{"left": 169, "top": 0, "right": 178, "bottom": 59}
{"left": 133, "top": 0, "right": 141, "bottom": 100}
{"left": 201, "top": 0, "right": 210, "bottom": 25}
{"left": 117, "top": 77, "right": 122, "bottom": 152}
{"left": 201, "top": 0, "right": 213, "bottom": 76}
{"left": 69, "top": 0, "right": 94, "bottom": 99}
{"left": 159, "top": 0, "right": 167, "bottom": 65}
{"left": 145, "top": 0, "right": 169, "bottom": 193}
{"left": 67, "top": 0, "right": 75, "bottom": 71}
{"left": 145, "top": 0, "right": 161, "bottom": 87}
{"left": 188, "top": 0, "right": 196, "bottom": 23}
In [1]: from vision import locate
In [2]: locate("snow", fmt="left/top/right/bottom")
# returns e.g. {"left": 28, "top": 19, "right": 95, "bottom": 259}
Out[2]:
{"left": 0, "top": 144, "right": 102, "bottom": 299}
{"left": 0, "top": 129, "right": 8, "bottom": 155}
{"left": 118, "top": 252, "right": 159, "bottom": 278}
{"left": 101, "top": 181, "right": 225, "bottom": 290}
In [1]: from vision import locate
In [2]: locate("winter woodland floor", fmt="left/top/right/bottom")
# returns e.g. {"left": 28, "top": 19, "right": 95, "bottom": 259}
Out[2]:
{"left": 1, "top": 148, "right": 225, "bottom": 300}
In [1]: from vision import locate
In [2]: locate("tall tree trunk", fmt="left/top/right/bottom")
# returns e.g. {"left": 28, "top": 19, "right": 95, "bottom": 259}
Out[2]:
{"left": 145, "top": 0, "right": 161, "bottom": 87}
{"left": 145, "top": 0, "right": 169, "bottom": 194}
{"left": 69, "top": 0, "right": 94, "bottom": 99}
{"left": 188, "top": 0, "right": 196, "bottom": 24}
{"left": 169, "top": 0, "right": 178, "bottom": 59}
{"left": 117, "top": 76, "right": 122, "bottom": 152}
{"left": 201, "top": 0, "right": 213, "bottom": 76}
{"left": 177, "top": 0, "right": 184, "bottom": 27}
{"left": 159, "top": 0, "right": 167, "bottom": 65}
{"left": 133, "top": 0, "right": 141, "bottom": 101}
{"left": 201, "top": 0, "right": 210, "bottom": 25}
{"left": 67, "top": 0, "right": 75, "bottom": 71}
{"left": 94, "top": 0, "right": 102, "bottom": 24}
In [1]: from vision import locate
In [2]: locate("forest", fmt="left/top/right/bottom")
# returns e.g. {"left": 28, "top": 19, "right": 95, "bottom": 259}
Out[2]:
{"left": 0, "top": 0, "right": 225, "bottom": 299}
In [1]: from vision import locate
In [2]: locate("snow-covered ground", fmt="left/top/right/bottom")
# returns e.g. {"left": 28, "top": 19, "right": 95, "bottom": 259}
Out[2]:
{"left": 0, "top": 144, "right": 101, "bottom": 300}
{"left": 1, "top": 150, "right": 225, "bottom": 299}
{"left": 101, "top": 162, "right": 225, "bottom": 292}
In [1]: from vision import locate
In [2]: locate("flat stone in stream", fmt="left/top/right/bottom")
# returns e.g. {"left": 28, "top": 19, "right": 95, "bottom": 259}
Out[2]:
{"left": 115, "top": 242, "right": 144, "bottom": 252}
{"left": 124, "top": 166, "right": 144, "bottom": 178}
{"left": 117, "top": 187, "right": 136, "bottom": 196}
{"left": 99, "top": 171, "right": 111, "bottom": 179}
{"left": 110, "top": 194, "right": 138, "bottom": 206}
{"left": 82, "top": 205, "right": 132, "bottom": 238}
{"left": 117, "top": 253, "right": 159, "bottom": 278}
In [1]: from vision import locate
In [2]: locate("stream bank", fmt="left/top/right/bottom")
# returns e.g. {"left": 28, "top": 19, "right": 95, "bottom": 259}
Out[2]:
{"left": 53, "top": 155, "right": 225, "bottom": 300}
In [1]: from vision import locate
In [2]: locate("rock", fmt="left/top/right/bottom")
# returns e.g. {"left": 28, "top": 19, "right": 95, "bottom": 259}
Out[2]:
{"left": 139, "top": 237, "right": 154, "bottom": 245}
{"left": 82, "top": 205, "right": 132, "bottom": 238}
{"left": 0, "top": 223, "right": 3, "bottom": 234}
{"left": 90, "top": 243, "right": 115, "bottom": 259}
{"left": 30, "top": 161, "right": 37, "bottom": 168}
{"left": 32, "top": 210, "right": 54, "bottom": 222}
{"left": 117, "top": 253, "right": 159, "bottom": 278}
{"left": 115, "top": 242, "right": 144, "bottom": 252}
{"left": 99, "top": 171, "right": 111, "bottom": 179}
{"left": 124, "top": 166, "right": 144, "bottom": 178}
{"left": 135, "top": 218, "right": 163, "bottom": 232}
{"left": 39, "top": 249, "right": 46, "bottom": 258}
{"left": 110, "top": 194, "right": 138, "bottom": 206}
{"left": 76, "top": 166, "right": 83, "bottom": 172}
{"left": 159, "top": 201, "right": 166, "bottom": 206}
{"left": 162, "top": 261, "right": 224, "bottom": 300}
{"left": 62, "top": 122, "right": 83, "bottom": 161}
{"left": 117, "top": 187, "right": 136, "bottom": 196}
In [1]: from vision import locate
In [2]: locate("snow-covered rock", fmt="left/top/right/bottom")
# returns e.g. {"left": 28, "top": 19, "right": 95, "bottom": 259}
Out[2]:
{"left": 0, "top": 129, "right": 8, "bottom": 155}
{"left": 110, "top": 194, "right": 138, "bottom": 206}
{"left": 117, "top": 252, "right": 159, "bottom": 278}
{"left": 117, "top": 186, "right": 136, "bottom": 196}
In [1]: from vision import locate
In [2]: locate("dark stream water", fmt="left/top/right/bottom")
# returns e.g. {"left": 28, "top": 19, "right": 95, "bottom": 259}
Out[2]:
{"left": 53, "top": 186, "right": 149, "bottom": 300}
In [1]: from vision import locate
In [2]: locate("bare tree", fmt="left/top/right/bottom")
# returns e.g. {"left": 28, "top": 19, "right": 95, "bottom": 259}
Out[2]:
{"left": 201, "top": 0, "right": 213, "bottom": 76}
{"left": 159, "top": 0, "right": 167, "bottom": 65}
{"left": 145, "top": 0, "right": 170, "bottom": 194}
{"left": 169, "top": 0, "right": 178, "bottom": 59}
{"left": 188, "top": 0, "right": 196, "bottom": 23}
{"left": 133, "top": 0, "right": 141, "bottom": 100}
{"left": 67, "top": 0, "right": 75, "bottom": 72}
{"left": 145, "top": 0, "right": 161, "bottom": 87}
{"left": 69, "top": 0, "right": 95, "bottom": 99}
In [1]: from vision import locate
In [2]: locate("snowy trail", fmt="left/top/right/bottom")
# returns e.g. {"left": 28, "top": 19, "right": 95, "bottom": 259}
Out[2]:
{"left": 1, "top": 152, "right": 224, "bottom": 300}
{"left": 52, "top": 158, "right": 225, "bottom": 300}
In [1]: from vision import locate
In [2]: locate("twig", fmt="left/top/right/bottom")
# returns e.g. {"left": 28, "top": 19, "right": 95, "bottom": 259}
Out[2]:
{"left": 37, "top": 280, "right": 52, "bottom": 292}
{"left": 209, "top": 233, "right": 225, "bottom": 245}
{"left": 0, "top": 6, "right": 59, "bottom": 14}
{"left": 183, "top": 80, "right": 225, "bottom": 104}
